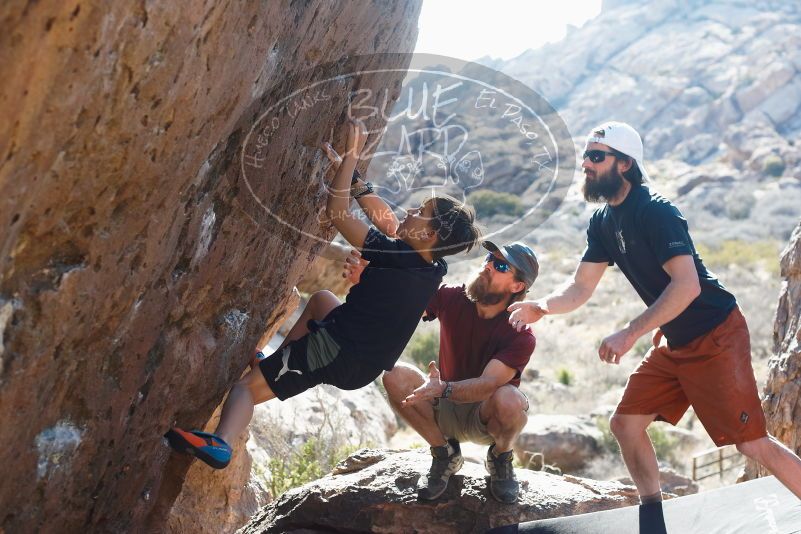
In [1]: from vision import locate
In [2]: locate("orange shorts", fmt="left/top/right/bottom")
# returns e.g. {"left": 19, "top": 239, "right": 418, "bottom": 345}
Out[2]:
{"left": 615, "top": 306, "right": 767, "bottom": 446}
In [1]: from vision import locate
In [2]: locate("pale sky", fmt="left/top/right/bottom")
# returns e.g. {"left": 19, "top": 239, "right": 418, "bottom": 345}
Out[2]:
{"left": 414, "top": 0, "right": 603, "bottom": 61}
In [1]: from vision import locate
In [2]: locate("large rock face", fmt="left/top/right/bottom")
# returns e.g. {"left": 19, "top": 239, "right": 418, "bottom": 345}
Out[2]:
{"left": 0, "top": 1, "right": 421, "bottom": 532}
{"left": 240, "top": 448, "right": 639, "bottom": 533}
{"left": 744, "top": 220, "right": 801, "bottom": 479}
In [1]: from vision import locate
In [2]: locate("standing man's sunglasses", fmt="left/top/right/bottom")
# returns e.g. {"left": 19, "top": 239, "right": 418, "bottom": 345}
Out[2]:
{"left": 582, "top": 149, "right": 619, "bottom": 163}
{"left": 484, "top": 253, "right": 511, "bottom": 273}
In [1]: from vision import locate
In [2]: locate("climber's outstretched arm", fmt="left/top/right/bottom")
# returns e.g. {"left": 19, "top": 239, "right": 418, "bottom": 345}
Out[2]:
{"left": 321, "top": 142, "right": 399, "bottom": 237}
{"left": 325, "top": 119, "right": 370, "bottom": 249}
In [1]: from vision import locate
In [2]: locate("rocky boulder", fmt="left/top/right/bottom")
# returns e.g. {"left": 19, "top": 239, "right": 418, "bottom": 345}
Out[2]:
{"left": 514, "top": 415, "right": 604, "bottom": 473}
{"left": 239, "top": 448, "right": 638, "bottom": 533}
{"left": 744, "top": 219, "right": 801, "bottom": 480}
{"left": 296, "top": 242, "right": 354, "bottom": 298}
{"left": 0, "top": 1, "right": 422, "bottom": 531}
{"left": 167, "top": 407, "right": 269, "bottom": 534}
{"left": 616, "top": 467, "right": 699, "bottom": 497}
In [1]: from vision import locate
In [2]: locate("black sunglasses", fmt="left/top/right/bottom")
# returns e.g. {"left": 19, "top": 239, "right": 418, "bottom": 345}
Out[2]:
{"left": 582, "top": 149, "right": 619, "bottom": 163}
{"left": 484, "top": 252, "right": 511, "bottom": 273}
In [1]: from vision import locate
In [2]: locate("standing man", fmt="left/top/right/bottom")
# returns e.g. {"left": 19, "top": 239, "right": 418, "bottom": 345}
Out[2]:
{"left": 349, "top": 242, "right": 538, "bottom": 503}
{"left": 508, "top": 121, "right": 801, "bottom": 503}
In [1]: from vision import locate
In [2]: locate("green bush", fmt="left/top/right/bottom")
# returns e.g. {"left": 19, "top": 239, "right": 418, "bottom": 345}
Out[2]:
{"left": 647, "top": 424, "right": 680, "bottom": 465}
{"left": 468, "top": 189, "right": 526, "bottom": 219}
{"left": 595, "top": 417, "right": 680, "bottom": 466}
{"left": 556, "top": 368, "right": 574, "bottom": 386}
{"left": 404, "top": 331, "right": 440, "bottom": 371}
{"left": 763, "top": 155, "right": 785, "bottom": 177}
{"left": 696, "top": 239, "right": 780, "bottom": 276}
{"left": 268, "top": 437, "right": 360, "bottom": 497}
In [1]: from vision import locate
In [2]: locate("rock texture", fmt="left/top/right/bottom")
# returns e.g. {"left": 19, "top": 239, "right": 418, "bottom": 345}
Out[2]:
{"left": 296, "top": 242, "right": 354, "bottom": 298}
{"left": 514, "top": 415, "right": 603, "bottom": 473}
{"left": 0, "top": 1, "right": 421, "bottom": 532}
{"left": 744, "top": 220, "right": 801, "bottom": 479}
{"left": 239, "top": 448, "right": 639, "bottom": 534}
{"left": 616, "top": 467, "right": 699, "bottom": 497}
{"left": 166, "top": 406, "right": 269, "bottom": 534}
{"left": 167, "top": 292, "right": 302, "bottom": 534}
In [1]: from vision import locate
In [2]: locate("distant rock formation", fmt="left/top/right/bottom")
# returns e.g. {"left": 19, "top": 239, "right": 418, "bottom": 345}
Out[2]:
{"left": 491, "top": 0, "right": 801, "bottom": 249}
{"left": 240, "top": 448, "right": 639, "bottom": 533}
{"left": 0, "top": 1, "right": 421, "bottom": 531}
{"left": 743, "top": 219, "right": 801, "bottom": 479}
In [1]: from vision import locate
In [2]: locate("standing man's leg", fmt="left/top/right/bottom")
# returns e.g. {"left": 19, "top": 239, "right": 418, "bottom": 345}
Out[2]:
{"left": 609, "top": 413, "right": 661, "bottom": 500}
{"left": 611, "top": 332, "right": 687, "bottom": 502}
{"left": 736, "top": 436, "right": 801, "bottom": 499}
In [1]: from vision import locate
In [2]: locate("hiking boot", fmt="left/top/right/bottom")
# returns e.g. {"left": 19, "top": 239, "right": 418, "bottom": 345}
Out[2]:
{"left": 418, "top": 438, "right": 463, "bottom": 500}
{"left": 485, "top": 444, "right": 519, "bottom": 504}
{"left": 164, "top": 428, "right": 232, "bottom": 469}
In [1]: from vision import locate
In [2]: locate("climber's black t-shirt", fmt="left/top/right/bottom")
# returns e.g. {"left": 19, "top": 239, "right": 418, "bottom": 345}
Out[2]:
{"left": 581, "top": 185, "right": 736, "bottom": 347}
{"left": 325, "top": 228, "right": 447, "bottom": 370}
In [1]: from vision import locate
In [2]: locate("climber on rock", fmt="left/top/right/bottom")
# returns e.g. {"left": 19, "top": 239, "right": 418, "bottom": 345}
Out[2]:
{"left": 344, "top": 240, "right": 538, "bottom": 504}
{"left": 508, "top": 121, "right": 801, "bottom": 503}
{"left": 165, "top": 118, "right": 482, "bottom": 470}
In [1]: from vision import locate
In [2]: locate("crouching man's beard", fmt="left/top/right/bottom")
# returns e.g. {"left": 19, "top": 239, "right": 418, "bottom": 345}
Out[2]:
{"left": 467, "top": 273, "right": 507, "bottom": 306}
{"left": 583, "top": 166, "right": 625, "bottom": 203}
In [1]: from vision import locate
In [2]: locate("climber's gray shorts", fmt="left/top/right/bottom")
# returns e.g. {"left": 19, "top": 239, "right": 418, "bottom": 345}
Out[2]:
{"left": 434, "top": 390, "right": 529, "bottom": 446}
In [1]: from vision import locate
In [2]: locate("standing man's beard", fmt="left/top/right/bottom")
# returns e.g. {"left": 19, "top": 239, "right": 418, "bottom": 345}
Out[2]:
{"left": 466, "top": 272, "right": 507, "bottom": 306}
{"left": 583, "top": 166, "right": 625, "bottom": 203}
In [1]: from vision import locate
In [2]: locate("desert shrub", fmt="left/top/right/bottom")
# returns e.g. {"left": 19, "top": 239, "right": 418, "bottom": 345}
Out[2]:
{"left": 468, "top": 190, "right": 526, "bottom": 219}
{"left": 595, "top": 416, "right": 620, "bottom": 455}
{"left": 556, "top": 367, "right": 574, "bottom": 386}
{"left": 696, "top": 240, "right": 780, "bottom": 276}
{"left": 256, "top": 389, "right": 373, "bottom": 498}
{"left": 268, "top": 438, "right": 360, "bottom": 497}
{"left": 647, "top": 424, "right": 680, "bottom": 465}
{"left": 724, "top": 191, "right": 754, "bottom": 220}
{"left": 763, "top": 155, "right": 785, "bottom": 177}
{"left": 403, "top": 331, "right": 440, "bottom": 371}
{"left": 595, "top": 417, "right": 680, "bottom": 466}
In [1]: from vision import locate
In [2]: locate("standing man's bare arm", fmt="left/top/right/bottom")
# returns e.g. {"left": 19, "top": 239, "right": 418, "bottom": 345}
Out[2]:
{"left": 507, "top": 261, "right": 607, "bottom": 329}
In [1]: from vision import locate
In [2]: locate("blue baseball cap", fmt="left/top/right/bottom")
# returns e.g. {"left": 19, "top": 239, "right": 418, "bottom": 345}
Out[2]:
{"left": 483, "top": 240, "right": 539, "bottom": 288}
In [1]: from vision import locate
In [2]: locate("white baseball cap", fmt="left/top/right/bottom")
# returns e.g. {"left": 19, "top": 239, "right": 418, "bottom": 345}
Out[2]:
{"left": 585, "top": 121, "right": 650, "bottom": 182}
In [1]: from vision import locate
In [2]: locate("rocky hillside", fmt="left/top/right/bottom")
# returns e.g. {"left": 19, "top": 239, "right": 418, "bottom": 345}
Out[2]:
{"left": 482, "top": 0, "right": 801, "bottom": 249}
{"left": 0, "top": 1, "right": 421, "bottom": 532}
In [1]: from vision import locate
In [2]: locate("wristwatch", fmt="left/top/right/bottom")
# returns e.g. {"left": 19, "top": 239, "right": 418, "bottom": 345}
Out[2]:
{"left": 440, "top": 382, "right": 452, "bottom": 399}
{"left": 352, "top": 181, "right": 374, "bottom": 199}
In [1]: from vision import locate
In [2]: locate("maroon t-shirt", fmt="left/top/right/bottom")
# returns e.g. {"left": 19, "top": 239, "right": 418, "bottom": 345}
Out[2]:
{"left": 424, "top": 284, "right": 536, "bottom": 387}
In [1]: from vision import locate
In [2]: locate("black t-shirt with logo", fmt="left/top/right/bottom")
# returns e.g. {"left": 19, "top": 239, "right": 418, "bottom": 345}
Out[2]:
{"left": 581, "top": 185, "right": 736, "bottom": 347}
{"left": 325, "top": 228, "right": 447, "bottom": 370}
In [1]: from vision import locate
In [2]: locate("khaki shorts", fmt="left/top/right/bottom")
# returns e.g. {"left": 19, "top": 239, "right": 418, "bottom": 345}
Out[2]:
{"left": 434, "top": 391, "right": 529, "bottom": 446}
{"left": 615, "top": 306, "right": 767, "bottom": 446}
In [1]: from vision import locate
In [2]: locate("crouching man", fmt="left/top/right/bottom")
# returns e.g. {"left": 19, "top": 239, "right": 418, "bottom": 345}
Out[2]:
{"left": 348, "top": 241, "right": 538, "bottom": 503}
